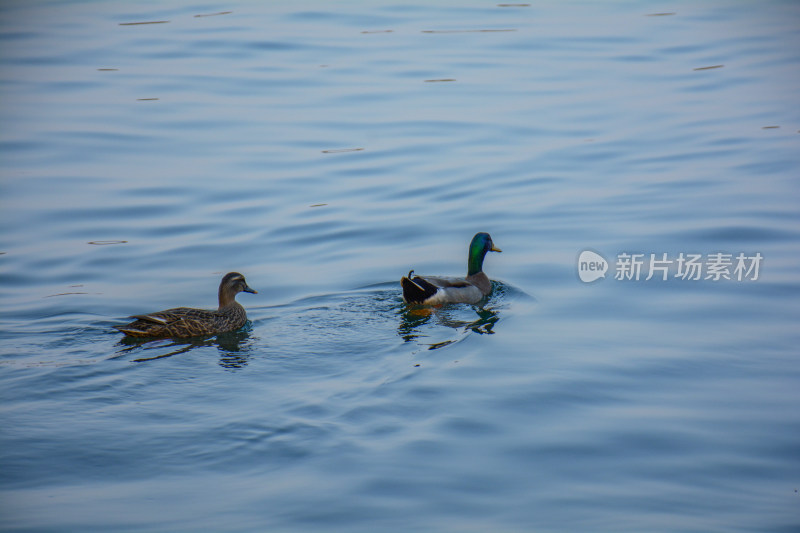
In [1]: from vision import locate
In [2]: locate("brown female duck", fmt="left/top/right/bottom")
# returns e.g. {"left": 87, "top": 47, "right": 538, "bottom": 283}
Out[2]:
{"left": 114, "top": 272, "right": 257, "bottom": 338}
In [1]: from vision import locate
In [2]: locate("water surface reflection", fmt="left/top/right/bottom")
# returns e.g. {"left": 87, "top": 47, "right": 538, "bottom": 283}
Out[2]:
{"left": 115, "top": 325, "right": 254, "bottom": 368}
{"left": 397, "top": 281, "right": 521, "bottom": 349}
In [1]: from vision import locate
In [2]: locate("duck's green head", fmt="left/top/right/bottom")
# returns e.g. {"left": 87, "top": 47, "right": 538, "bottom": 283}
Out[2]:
{"left": 467, "top": 232, "right": 502, "bottom": 276}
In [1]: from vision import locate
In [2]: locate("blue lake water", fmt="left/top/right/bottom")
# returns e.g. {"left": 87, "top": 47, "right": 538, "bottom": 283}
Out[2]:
{"left": 1, "top": 1, "right": 799, "bottom": 531}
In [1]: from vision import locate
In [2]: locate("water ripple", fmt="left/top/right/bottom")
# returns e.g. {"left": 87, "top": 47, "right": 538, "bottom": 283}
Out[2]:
{"left": 2, "top": 2, "right": 799, "bottom": 532}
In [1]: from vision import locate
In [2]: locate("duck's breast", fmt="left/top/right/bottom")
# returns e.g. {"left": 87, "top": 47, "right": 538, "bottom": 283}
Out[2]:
{"left": 215, "top": 303, "right": 248, "bottom": 333}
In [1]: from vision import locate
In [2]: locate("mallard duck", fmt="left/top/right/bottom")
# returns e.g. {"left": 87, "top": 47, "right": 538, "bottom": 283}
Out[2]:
{"left": 401, "top": 232, "right": 502, "bottom": 305}
{"left": 114, "top": 272, "right": 257, "bottom": 338}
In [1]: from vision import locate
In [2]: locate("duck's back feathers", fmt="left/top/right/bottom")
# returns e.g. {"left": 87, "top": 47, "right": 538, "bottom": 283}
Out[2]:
{"left": 131, "top": 308, "right": 195, "bottom": 326}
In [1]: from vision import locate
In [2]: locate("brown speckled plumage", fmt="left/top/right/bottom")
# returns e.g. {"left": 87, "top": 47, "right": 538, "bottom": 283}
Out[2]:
{"left": 114, "top": 272, "right": 257, "bottom": 338}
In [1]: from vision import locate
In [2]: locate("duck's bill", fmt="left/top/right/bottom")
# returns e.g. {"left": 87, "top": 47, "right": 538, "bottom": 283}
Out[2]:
{"left": 491, "top": 245, "right": 502, "bottom": 253}
{"left": 243, "top": 286, "right": 258, "bottom": 294}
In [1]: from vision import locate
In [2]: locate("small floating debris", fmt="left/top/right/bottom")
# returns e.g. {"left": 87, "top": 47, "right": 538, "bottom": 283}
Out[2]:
{"left": 44, "top": 292, "right": 89, "bottom": 298}
{"left": 119, "top": 20, "right": 170, "bottom": 26}
{"left": 137, "top": 98, "right": 159, "bottom": 101}
{"left": 321, "top": 147, "right": 364, "bottom": 154}
{"left": 309, "top": 203, "right": 328, "bottom": 208}
{"left": 424, "top": 78, "right": 456, "bottom": 83}
{"left": 361, "top": 30, "right": 393, "bottom": 34}
{"left": 761, "top": 126, "right": 780, "bottom": 129}
{"left": 194, "top": 11, "right": 232, "bottom": 18}
{"left": 498, "top": 3, "right": 530, "bottom": 6}
{"left": 88, "top": 240, "right": 128, "bottom": 245}
{"left": 646, "top": 12, "right": 676, "bottom": 16}
{"left": 97, "top": 68, "right": 119, "bottom": 71}
{"left": 693, "top": 64, "right": 724, "bottom": 71}
{"left": 421, "top": 29, "right": 517, "bottom": 33}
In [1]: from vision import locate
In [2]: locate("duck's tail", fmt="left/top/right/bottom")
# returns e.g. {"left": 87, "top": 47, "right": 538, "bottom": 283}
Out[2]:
{"left": 401, "top": 270, "right": 439, "bottom": 304}
{"left": 113, "top": 324, "right": 150, "bottom": 337}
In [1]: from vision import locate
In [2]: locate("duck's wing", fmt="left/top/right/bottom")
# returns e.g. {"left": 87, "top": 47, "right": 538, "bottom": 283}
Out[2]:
{"left": 418, "top": 275, "right": 474, "bottom": 288}
{"left": 130, "top": 307, "right": 212, "bottom": 325}
{"left": 115, "top": 307, "right": 219, "bottom": 337}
